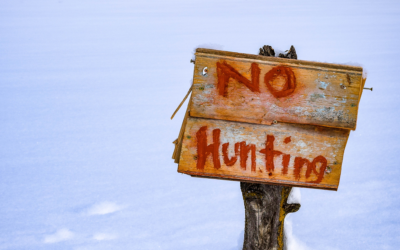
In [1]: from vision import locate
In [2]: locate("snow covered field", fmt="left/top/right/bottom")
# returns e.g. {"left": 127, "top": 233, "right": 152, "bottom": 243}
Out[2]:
{"left": 1, "top": 0, "right": 399, "bottom": 249}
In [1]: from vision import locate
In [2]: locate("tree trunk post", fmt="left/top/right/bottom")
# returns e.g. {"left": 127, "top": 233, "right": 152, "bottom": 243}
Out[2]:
{"left": 240, "top": 45, "right": 300, "bottom": 250}
{"left": 241, "top": 183, "right": 300, "bottom": 250}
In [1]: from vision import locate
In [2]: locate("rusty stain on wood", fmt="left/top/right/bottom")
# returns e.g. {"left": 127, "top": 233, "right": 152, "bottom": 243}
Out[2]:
{"left": 190, "top": 48, "right": 364, "bottom": 130}
{"left": 178, "top": 117, "right": 349, "bottom": 191}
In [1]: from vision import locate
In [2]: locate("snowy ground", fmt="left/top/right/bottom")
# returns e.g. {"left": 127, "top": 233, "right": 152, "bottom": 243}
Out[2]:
{"left": 1, "top": 0, "right": 400, "bottom": 249}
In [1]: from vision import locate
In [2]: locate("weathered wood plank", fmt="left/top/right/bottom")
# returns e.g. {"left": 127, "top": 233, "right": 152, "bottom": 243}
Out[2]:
{"left": 178, "top": 117, "right": 350, "bottom": 190}
{"left": 190, "top": 48, "right": 364, "bottom": 130}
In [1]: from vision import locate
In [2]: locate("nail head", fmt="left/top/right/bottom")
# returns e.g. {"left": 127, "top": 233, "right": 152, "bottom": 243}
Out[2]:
{"left": 202, "top": 67, "right": 208, "bottom": 76}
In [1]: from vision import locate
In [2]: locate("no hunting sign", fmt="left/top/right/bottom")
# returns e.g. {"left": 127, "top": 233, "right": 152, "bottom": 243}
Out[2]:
{"left": 173, "top": 48, "right": 366, "bottom": 191}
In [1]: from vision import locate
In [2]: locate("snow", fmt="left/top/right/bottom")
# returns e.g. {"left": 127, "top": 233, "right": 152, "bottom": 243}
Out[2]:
{"left": 43, "top": 229, "right": 74, "bottom": 244}
{"left": 92, "top": 233, "right": 117, "bottom": 241}
{"left": 86, "top": 202, "right": 123, "bottom": 216}
{"left": 1, "top": 0, "right": 400, "bottom": 249}
{"left": 285, "top": 217, "right": 309, "bottom": 250}
{"left": 288, "top": 187, "right": 301, "bottom": 205}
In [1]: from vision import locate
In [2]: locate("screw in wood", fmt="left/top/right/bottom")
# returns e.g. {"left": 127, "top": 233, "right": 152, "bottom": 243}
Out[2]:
{"left": 273, "top": 120, "right": 278, "bottom": 124}
{"left": 340, "top": 84, "right": 346, "bottom": 89}
{"left": 190, "top": 59, "right": 195, "bottom": 64}
{"left": 363, "top": 87, "right": 373, "bottom": 91}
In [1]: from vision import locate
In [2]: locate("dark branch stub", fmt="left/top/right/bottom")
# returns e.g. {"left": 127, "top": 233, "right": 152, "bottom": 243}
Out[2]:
{"left": 259, "top": 45, "right": 275, "bottom": 57}
{"left": 259, "top": 45, "right": 297, "bottom": 59}
{"left": 283, "top": 202, "right": 301, "bottom": 214}
{"left": 278, "top": 45, "right": 297, "bottom": 59}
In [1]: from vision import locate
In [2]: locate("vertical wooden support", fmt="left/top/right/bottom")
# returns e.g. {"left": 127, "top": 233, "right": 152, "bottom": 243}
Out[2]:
{"left": 241, "top": 183, "right": 300, "bottom": 250}
{"left": 240, "top": 45, "right": 301, "bottom": 250}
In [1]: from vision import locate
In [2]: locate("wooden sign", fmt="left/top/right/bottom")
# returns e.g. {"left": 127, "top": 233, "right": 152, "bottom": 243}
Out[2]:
{"left": 174, "top": 48, "right": 365, "bottom": 190}
{"left": 178, "top": 117, "right": 349, "bottom": 191}
{"left": 191, "top": 49, "right": 364, "bottom": 130}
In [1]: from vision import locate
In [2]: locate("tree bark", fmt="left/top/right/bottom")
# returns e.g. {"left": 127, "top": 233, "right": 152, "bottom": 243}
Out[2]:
{"left": 241, "top": 183, "right": 300, "bottom": 250}
{"left": 241, "top": 45, "right": 300, "bottom": 250}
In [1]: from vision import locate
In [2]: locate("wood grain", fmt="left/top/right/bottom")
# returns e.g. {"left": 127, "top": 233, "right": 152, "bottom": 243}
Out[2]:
{"left": 178, "top": 117, "right": 350, "bottom": 190}
{"left": 190, "top": 48, "right": 364, "bottom": 130}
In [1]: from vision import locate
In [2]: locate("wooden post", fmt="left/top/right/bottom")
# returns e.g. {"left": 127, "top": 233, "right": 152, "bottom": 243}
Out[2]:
{"left": 241, "top": 184, "right": 300, "bottom": 250}
{"left": 240, "top": 45, "right": 300, "bottom": 250}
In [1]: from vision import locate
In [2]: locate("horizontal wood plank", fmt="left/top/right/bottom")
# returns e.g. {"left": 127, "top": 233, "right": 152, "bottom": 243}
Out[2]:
{"left": 178, "top": 117, "right": 350, "bottom": 190}
{"left": 190, "top": 49, "right": 364, "bottom": 130}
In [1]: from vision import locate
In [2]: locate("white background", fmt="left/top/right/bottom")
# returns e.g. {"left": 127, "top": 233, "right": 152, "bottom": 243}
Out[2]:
{"left": 1, "top": 0, "right": 399, "bottom": 249}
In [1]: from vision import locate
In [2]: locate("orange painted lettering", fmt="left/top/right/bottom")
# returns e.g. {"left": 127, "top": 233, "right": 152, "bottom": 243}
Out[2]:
{"left": 284, "top": 136, "right": 291, "bottom": 144}
{"left": 308, "top": 156, "right": 327, "bottom": 183}
{"left": 222, "top": 142, "right": 240, "bottom": 166}
{"left": 216, "top": 61, "right": 297, "bottom": 98}
{"left": 259, "top": 135, "right": 282, "bottom": 172}
{"left": 264, "top": 66, "right": 296, "bottom": 98}
{"left": 294, "top": 157, "right": 311, "bottom": 180}
{"left": 194, "top": 126, "right": 327, "bottom": 183}
{"left": 281, "top": 154, "right": 291, "bottom": 175}
{"left": 294, "top": 155, "right": 328, "bottom": 183}
{"left": 216, "top": 61, "right": 260, "bottom": 97}
{"left": 196, "top": 126, "right": 221, "bottom": 170}
{"left": 239, "top": 142, "right": 256, "bottom": 172}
